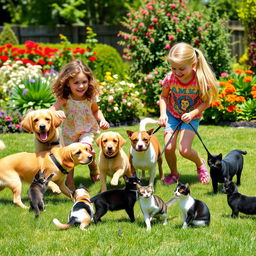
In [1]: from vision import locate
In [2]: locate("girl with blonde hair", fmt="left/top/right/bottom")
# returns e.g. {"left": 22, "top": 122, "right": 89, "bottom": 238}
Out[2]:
{"left": 158, "top": 42, "right": 218, "bottom": 185}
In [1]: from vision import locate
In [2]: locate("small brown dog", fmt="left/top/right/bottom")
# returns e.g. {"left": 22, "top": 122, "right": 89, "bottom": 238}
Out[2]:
{"left": 96, "top": 131, "right": 132, "bottom": 192}
{"left": 0, "top": 143, "right": 93, "bottom": 208}
{"left": 21, "top": 109, "right": 63, "bottom": 152}
{"left": 126, "top": 118, "right": 164, "bottom": 185}
{"left": 53, "top": 185, "right": 94, "bottom": 230}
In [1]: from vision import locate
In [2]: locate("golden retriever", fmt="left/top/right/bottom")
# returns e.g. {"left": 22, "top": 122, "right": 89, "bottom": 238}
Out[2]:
{"left": 21, "top": 109, "right": 63, "bottom": 152}
{"left": 0, "top": 143, "right": 93, "bottom": 209}
{"left": 96, "top": 131, "right": 132, "bottom": 192}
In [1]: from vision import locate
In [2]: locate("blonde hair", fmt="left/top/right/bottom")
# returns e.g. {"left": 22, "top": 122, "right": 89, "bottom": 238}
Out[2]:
{"left": 168, "top": 42, "right": 218, "bottom": 103}
{"left": 52, "top": 60, "right": 100, "bottom": 100}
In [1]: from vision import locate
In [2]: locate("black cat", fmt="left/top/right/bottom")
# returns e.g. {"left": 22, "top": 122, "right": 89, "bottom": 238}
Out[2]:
{"left": 208, "top": 149, "right": 247, "bottom": 193}
{"left": 174, "top": 182, "right": 210, "bottom": 228}
{"left": 90, "top": 175, "right": 141, "bottom": 224}
{"left": 28, "top": 170, "right": 54, "bottom": 217}
{"left": 223, "top": 178, "right": 256, "bottom": 218}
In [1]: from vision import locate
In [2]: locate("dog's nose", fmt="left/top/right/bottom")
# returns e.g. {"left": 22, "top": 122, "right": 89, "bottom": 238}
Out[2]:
{"left": 107, "top": 146, "right": 113, "bottom": 151}
{"left": 39, "top": 124, "right": 46, "bottom": 131}
{"left": 88, "top": 155, "right": 93, "bottom": 162}
{"left": 138, "top": 145, "right": 143, "bottom": 150}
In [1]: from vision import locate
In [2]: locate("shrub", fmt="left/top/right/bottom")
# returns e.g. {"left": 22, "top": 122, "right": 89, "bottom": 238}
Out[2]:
{"left": 0, "top": 26, "right": 19, "bottom": 45}
{"left": 99, "top": 72, "right": 144, "bottom": 125}
{"left": 203, "top": 69, "right": 256, "bottom": 122}
{"left": 118, "top": 0, "right": 232, "bottom": 114}
{"left": 238, "top": 0, "right": 256, "bottom": 72}
{"left": 11, "top": 75, "right": 56, "bottom": 114}
{"left": 93, "top": 44, "right": 125, "bottom": 81}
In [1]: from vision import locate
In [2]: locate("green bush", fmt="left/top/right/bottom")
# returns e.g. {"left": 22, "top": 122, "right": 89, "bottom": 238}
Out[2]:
{"left": 0, "top": 26, "right": 19, "bottom": 45}
{"left": 118, "top": 0, "right": 232, "bottom": 114}
{"left": 11, "top": 76, "right": 56, "bottom": 114}
{"left": 93, "top": 44, "right": 125, "bottom": 81}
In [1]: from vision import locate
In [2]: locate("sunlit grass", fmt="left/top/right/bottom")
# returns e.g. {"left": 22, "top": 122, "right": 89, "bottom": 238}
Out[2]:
{"left": 0, "top": 124, "right": 255, "bottom": 256}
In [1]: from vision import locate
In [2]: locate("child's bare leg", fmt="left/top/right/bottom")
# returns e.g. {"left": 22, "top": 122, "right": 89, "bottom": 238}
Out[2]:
{"left": 66, "top": 169, "right": 75, "bottom": 190}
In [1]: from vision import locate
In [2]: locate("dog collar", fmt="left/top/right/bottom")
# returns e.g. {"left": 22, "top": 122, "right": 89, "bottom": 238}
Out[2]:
{"left": 103, "top": 153, "right": 118, "bottom": 159}
{"left": 49, "top": 153, "right": 69, "bottom": 175}
{"left": 41, "top": 140, "right": 60, "bottom": 146}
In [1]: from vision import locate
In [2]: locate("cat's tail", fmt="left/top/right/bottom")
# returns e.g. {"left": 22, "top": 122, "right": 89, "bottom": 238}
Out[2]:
{"left": 53, "top": 218, "right": 76, "bottom": 229}
{"left": 165, "top": 197, "right": 179, "bottom": 207}
{"left": 139, "top": 118, "right": 159, "bottom": 131}
{"left": 0, "top": 140, "right": 5, "bottom": 151}
{"left": 236, "top": 150, "right": 247, "bottom": 155}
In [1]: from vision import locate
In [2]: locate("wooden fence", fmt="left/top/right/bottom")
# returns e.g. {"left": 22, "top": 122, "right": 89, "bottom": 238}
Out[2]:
{"left": 0, "top": 22, "right": 245, "bottom": 59}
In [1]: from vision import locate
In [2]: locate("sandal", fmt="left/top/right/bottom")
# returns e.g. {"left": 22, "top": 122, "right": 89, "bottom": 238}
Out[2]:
{"left": 196, "top": 160, "right": 210, "bottom": 184}
{"left": 164, "top": 173, "right": 180, "bottom": 185}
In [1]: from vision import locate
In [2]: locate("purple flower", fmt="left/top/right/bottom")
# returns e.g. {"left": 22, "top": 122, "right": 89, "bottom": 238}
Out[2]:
{"left": 29, "top": 79, "right": 35, "bottom": 83}
{"left": 22, "top": 89, "right": 28, "bottom": 95}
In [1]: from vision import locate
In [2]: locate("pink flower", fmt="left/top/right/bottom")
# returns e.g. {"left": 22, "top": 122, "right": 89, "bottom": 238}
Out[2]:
{"left": 176, "top": 29, "right": 182, "bottom": 33}
{"left": 166, "top": 13, "right": 171, "bottom": 16}
{"left": 186, "top": 16, "right": 191, "bottom": 20}
{"left": 152, "top": 17, "right": 158, "bottom": 23}
{"left": 170, "top": 4, "right": 176, "bottom": 8}
{"left": 141, "top": 10, "right": 148, "bottom": 15}
{"left": 5, "top": 116, "right": 12, "bottom": 121}
{"left": 147, "top": 4, "right": 153, "bottom": 10}
{"left": 165, "top": 44, "right": 171, "bottom": 50}
{"left": 138, "top": 22, "right": 144, "bottom": 27}
{"left": 221, "top": 72, "right": 229, "bottom": 77}
{"left": 108, "top": 96, "right": 114, "bottom": 103}
{"left": 146, "top": 32, "right": 151, "bottom": 37}
{"left": 127, "top": 102, "right": 132, "bottom": 107}
{"left": 150, "top": 38, "right": 154, "bottom": 42}
{"left": 109, "top": 89, "right": 115, "bottom": 94}
{"left": 147, "top": 74, "right": 153, "bottom": 79}
{"left": 132, "top": 36, "right": 137, "bottom": 40}
{"left": 198, "top": 27, "right": 203, "bottom": 31}
{"left": 182, "top": 4, "right": 186, "bottom": 8}
{"left": 143, "top": 89, "right": 147, "bottom": 94}
{"left": 133, "top": 28, "right": 138, "bottom": 32}
{"left": 122, "top": 99, "right": 127, "bottom": 103}
{"left": 168, "top": 35, "right": 175, "bottom": 40}
{"left": 171, "top": 17, "right": 178, "bottom": 21}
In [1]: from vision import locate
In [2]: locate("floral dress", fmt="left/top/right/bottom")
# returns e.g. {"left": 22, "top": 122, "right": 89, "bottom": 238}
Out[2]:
{"left": 62, "top": 96, "right": 100, "bottom": 145}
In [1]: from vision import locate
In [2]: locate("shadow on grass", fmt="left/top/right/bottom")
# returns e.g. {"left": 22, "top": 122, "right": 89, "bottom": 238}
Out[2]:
{"left": 221, "top": 213, "right": 256, "bottom": 220}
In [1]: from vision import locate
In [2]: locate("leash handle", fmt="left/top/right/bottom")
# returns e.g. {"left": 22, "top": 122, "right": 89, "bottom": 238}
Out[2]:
{"left": 158, "top": 120, "right": 183, "bottom": 159}
{"left": 188, "top": 123, "right": 213, "bottom": 157}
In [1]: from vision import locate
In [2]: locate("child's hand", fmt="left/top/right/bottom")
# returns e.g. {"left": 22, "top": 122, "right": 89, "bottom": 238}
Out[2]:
{"left": 99, "top": 119, "right": 110, "bottom": 130}
{"left": 181, "top": 112, "right": 192, "bottom": 123}
{"left": 55, "top": 110, "right": 66, "bottom": 120}
{"left": 158, "top": 114, "right": 168, "bottom": 127}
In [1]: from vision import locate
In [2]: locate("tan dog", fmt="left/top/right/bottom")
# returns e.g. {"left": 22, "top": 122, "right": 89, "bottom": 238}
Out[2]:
{"left": 126, "top": 118, "right": 164, "bottom": 185}
{"left": 0, "top": 143, "right": 93, "bottom": 208}
{"left": 53, "top": 185, "right": 94, "bottom": 230}
{"left": 21, "top": 109, "right": 63, "bottom": 152}
{"left": 96, "top": 131, "right": 132, "bottom": 192}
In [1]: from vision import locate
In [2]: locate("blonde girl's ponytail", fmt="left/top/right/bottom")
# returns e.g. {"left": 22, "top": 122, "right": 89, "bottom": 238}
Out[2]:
{"left": 194, "top": 48, "right": 218, "bottom": 103}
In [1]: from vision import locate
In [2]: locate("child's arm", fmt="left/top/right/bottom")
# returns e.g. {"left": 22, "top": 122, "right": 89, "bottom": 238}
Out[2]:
{"left": 158, "top": 87, "right": 169, "bottom": 127}
{"left": 91, "top": 102, "right": 110, "bottom": 130}
{"left": 49, "top": 98, "right": 67, "bottom": 119}
{"left": 181, "top": 100, "right": 210, "bottom": 123}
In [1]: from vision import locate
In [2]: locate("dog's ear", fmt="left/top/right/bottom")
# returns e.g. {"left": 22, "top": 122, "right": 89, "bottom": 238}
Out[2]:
{"left": 126, "top": 130, "right": 134, "bottom": 138}
{"left": 96, "top": 134, "right": 103, "bottom": 147}
{"left": 146, "top": 128, "right": 154, "bottom": 136}
{"left": 50, "top": 110, "right": 63, "bottom": 129}
{"left": 61, "top": 148, "right": 75, "bottom": 169}
{"left": 117, "top": 133, "right": 126, "bottom": 148}
{"left": 21, "top": 111, "right": 34, "bottom": 133}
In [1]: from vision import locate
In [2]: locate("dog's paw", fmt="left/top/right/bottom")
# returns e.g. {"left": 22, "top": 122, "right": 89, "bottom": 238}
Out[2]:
{"left": 111, "top": 179, "right": 118, "bottom": 186}
{"left": 51, "top": 188, "right": 61, "bottom": 194}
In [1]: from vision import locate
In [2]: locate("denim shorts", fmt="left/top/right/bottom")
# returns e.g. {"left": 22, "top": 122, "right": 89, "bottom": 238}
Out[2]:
{"left": 164, "top": 111, "right": 200, "bottom": 132}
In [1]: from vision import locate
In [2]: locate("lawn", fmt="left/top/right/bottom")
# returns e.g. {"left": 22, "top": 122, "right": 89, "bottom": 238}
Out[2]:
{"left": 0, "top": 124, "right": 255, "bottom": 256}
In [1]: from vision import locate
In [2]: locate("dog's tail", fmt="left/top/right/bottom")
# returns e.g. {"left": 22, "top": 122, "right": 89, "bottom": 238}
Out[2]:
{"left": 0, "top": 140, "right": 5, "bottom": 151}
{"left": 139, "top": 118, "right": 159, "bottom": 131}
{"left": 53, "top": 218, "right": 76, "bottom": 229}
{"left": 165, "top": 197, "right": 179, "bottom": 207}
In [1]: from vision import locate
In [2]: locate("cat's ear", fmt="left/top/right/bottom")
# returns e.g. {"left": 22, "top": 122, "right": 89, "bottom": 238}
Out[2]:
{"left": 124, "top": 175, "right": 129, "bottom": 183}
{"left": 34, "top": 170, "right": 41, "bottom": 180}
{"left": 136, "top": 183, "right": 142, "bottom": 189}
{"left": 185, "top": 183, "right": 189, "bottom": 188}
{"left": 218, "top": 153, "right": 223, "bottom": 159}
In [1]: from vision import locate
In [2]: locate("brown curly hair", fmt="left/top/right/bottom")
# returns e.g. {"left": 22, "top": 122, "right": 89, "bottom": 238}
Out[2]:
{"left": 52, "top": 60, "right": 100, "bottom": 101}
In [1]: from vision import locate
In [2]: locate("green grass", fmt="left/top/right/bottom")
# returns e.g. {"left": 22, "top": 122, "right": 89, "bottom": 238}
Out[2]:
{"left": 0, "top": 124, "right": 256, "bottom": 256}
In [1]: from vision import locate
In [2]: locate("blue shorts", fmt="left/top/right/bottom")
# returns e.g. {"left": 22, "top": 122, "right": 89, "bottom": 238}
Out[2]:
{"left": 164, "top": 111, "right": 200, "bottom": 132}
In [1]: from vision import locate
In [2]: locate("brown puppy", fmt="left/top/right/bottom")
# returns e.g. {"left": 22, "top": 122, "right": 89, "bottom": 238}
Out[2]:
{"left": 0, "top": 143, "right": 93, "bottom": 208}
{"left": 96, "top": 131, "right": 132, "bottom": 192}
{"left": 53, "top": 185, "right": 94, "bottom": 230}
{"left": 21, "top": 109, "right": 63, "bottom": 152}
{"left": 126, "top": 118, "right": 164, "bottom": 185}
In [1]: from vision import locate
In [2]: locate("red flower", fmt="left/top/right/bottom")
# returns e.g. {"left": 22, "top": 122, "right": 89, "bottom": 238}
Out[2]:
{"left": 38, "top": 59, "right": 46, "bottom": 65}
{"left": 88, "top": 56, "right": 97, "bottom": 62}
{"left": 226, "top": 105, "right": 237, "bottom": 112}
{"left": 6, "top": 43, "right": 13, "bottom": 48}
{"left": 0, "top": 55, "right": 8, "bottom": 61}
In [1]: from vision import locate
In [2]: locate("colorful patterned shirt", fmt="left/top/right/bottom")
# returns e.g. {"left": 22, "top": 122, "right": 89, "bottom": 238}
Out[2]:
{"left": 62, "top": 96, "right": 100, "bottom": 145}
{"left": 162, "top": 71, "right": 203, "bottom": 119}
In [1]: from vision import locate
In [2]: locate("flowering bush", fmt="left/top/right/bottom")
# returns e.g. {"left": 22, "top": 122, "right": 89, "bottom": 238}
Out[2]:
{"left": 0, "top": 60, "right": 44, "bottom": 100}
{"left": 0, "top": 105, "right": 23, "bottom": 133}
{"left": 118, "top": 0, "right": 232, "bottom": 114}
{"left": 99, "top": 72, "right": 144, "bottom": 125}
{"left": 203, "top": 69, "right": 256, "bottom": 122}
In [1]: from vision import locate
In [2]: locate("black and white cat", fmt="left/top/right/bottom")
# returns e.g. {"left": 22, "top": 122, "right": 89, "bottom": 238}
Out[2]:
{"left": 137, "top": 184, "right": 175, "bottom": 231}
{"left": 174, "top": 182, "right": 210, "bottom": 229}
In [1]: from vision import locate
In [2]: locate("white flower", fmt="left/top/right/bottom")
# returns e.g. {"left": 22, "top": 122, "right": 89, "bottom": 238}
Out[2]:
{"left": 28, "top": 102, "right": 34, "bottom": 106}
{"left": 114, "top": 106, "right": 119, "bottom": 111}
{"left": 19, "top": 84, "right": 25, "bottom": 89}
{"left": 113, "top": 74, "right": 118, "bottom": 79}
